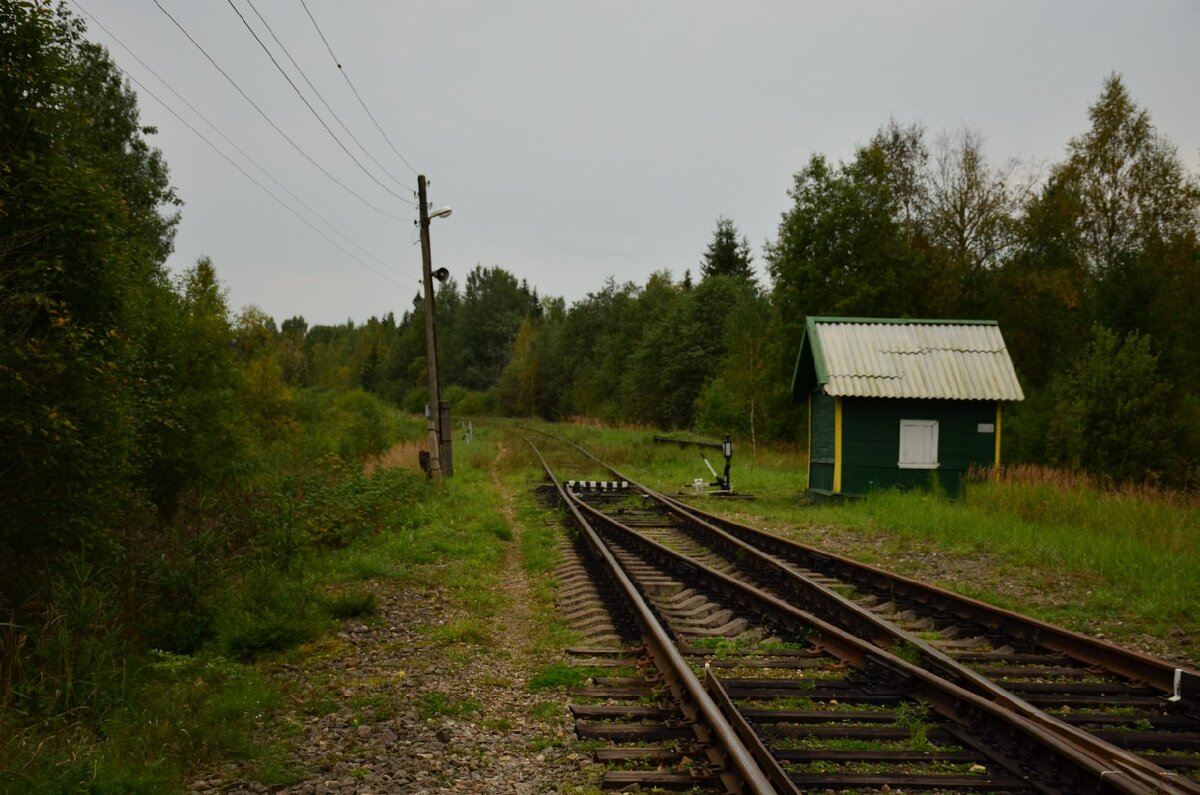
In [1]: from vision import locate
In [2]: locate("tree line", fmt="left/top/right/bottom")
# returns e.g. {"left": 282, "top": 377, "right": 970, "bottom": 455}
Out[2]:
{"left": 279, "top": 75, "right": 1198, "bottom": 485}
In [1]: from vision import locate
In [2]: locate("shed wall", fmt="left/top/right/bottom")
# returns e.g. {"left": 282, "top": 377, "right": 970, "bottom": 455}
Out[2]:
{"left": 840, "top": 397, "right": 997, "bottom": 497}
{"left": 809, "top": 391, "right": 836, "bottom": 491}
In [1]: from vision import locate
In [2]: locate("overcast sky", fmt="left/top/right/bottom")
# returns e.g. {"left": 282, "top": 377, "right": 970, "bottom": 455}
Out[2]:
{"left": 72, "top": 1, "right": 1200, "bottom": 326}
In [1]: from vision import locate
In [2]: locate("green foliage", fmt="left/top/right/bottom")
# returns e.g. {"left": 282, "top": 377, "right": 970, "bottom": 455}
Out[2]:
{"left": 494, "top": 315, "right": 540, "bottom": 416}
{"left": 427, "top": 618, "right": 491, "bottom": 645}
{"left": 766, "top": 122, "right": 939, "bottom": 326}
{"left": 321, "top": 590, "right": 378, "bottom": 620}
{"left": 288, "top": 388, "right": 414, "bottom": 464}
{"left": 242, "top": 354, "right": 295, "bottom": 441}
{"left": 991, "top": 178, "right": 1090, "bottom": 390}
{"left": 288, "top": 460, "right": 421, "bottom": 549}
{"left": 140, "top": 515, "right": 226, "bottom": 654}
{"left": 452, "top": 388, "right": 498, "bottom": 417}
{"left": 1, "top": 380, "right": 423, "bottom": 786}
{"left": 528, "top": 664, "right": 598, "bottom": 691}
{"left": 1, "top": 0, "right": 179, "bottom": 554}
{"left": 1059, "top": 75, "right": 1200, "bottom": 282}
{"left": 419, "top": 691, "right": 481, "bottom": 719}
{"left": 433, "top": 266, "right": 541, "bottom": 392}
{"left": 696, "top": 286, "right": 785, "bottom": 444}
{"left": 334, "top": 389, "right": 392, "bottom": 460}
{"left": 701, "top": 216, "right": 755, "bottom": 282}
{"left": 16, "top": 555, "right": 130, "bottom": 721}
{"left": 1047, "top": 326, "right": 1176, "bottom": 482}
{"left": 216, "top": 564, "right": 321, "bottom": 662}
{"left": 893, "top": 701, "right": 933, "bottom": 750}
{"left": 142, "top": 258, "right": 248, "bottom": 506}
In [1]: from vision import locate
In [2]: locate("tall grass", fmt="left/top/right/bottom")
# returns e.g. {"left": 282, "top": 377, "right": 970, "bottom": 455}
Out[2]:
{"left": 798, "top": 469, "right": 1200, "bottom": 641}
{"left": 967, "top": 467, "right": 1199, "bottom": 621}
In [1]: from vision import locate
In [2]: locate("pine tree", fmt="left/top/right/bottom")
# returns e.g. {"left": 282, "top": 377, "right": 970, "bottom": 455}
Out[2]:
{"left": 701, "top": 217, "right": 755, "bottom": 282}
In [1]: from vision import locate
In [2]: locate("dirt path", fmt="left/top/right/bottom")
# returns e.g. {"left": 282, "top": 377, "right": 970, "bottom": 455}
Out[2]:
{"left": 189, "top": 444, "right": 596, "bottom": 794}
{"left": 487, "top": 443, "right": 540, "bottom": 670}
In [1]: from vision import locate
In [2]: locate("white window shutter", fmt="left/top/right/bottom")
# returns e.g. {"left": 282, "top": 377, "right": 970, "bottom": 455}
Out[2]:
{"left": 899, "top": 419, "right": 939, "bottom": 469}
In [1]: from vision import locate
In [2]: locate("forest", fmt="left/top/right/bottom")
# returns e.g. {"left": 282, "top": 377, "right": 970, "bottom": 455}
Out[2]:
{"left": 303, "top": 76, "right": 1200, "bottom": 487}
{"left": 2, "top": 1, "right": 1199, "bottom": 788}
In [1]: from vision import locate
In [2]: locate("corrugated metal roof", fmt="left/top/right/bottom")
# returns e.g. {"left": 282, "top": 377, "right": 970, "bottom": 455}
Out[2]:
{"left": 805, "top": 319, "right": 1024, "bottom": 401}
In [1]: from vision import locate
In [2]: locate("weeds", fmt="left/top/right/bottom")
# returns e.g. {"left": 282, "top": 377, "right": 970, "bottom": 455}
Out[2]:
{"left": 0, "top": 391, "right": 422, "bottom": 790}
{"left": 894, "top": 701, "right": 934, "bottom": 751}
{"left": 428, "top": 618, "right": 491, "bottom": 646}
{"left": 420, "top": 691, "right": 482, "bottom": 719}
{"left": 321, "top": 590, "right": 378, "bottom": 620}
{"left": 528, "top": 664, "right": 603, "bottom": 691}
{"left": 891, "top": 639, "right": 922, "bottom": 666}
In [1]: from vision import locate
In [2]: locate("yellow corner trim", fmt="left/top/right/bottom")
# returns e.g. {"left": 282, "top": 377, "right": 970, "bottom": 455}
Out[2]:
{"left": 994, "top": 403, "right": 1003, "bottom": 476}
{"left": 834, "top": 397, "right": 843, "bottom": 493}
{"left": 807, "top": 394, "right": 813, "bottom": 488}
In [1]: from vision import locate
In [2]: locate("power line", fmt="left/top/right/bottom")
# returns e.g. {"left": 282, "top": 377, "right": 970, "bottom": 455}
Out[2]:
{"left": 223, "top": 0, "right": 414, "bottom": 205}
{"left": 143, "top": 82, "right": 404, "bottom": 286}
{"left": 150, "top": 0, "right": 410, "bottom": 218}
{"left": 299, "top": 0, "right": 421, "bottom": 179}
{"left": 239, "top": 0, "right": 413, "bottom": 194}
{"left": 69, "top": 0, "right": 397, "bottom": 274}
{"left": 117, "top": 65, "right": 405, "bottom": 287}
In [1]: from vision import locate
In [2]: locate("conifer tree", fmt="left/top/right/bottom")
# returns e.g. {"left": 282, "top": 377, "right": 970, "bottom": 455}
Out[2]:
{"left": 701, "top": 217, "right": 755, "bottom": 282}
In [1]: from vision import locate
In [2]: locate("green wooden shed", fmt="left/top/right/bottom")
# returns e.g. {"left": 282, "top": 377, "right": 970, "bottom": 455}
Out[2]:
{"left": 792, "top": 317, "right": 1024, "bottom": 498}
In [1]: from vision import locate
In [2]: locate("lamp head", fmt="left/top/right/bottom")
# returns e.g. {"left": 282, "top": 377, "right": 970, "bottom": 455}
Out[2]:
{"left": 429, "top": 206, "right": 453, "bottom": 220}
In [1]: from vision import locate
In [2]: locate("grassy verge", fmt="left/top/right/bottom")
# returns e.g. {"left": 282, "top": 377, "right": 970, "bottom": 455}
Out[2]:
{"left": 794, "top": 474, "right": 1200, "bottom": 647}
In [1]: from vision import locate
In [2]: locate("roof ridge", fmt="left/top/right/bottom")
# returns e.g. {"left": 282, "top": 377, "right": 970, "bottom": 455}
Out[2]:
{"left": 810, "top": 316, "right": 1000, "bottom": 326}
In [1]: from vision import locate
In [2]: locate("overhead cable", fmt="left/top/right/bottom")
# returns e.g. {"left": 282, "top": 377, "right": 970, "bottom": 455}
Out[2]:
{"left": 150, "top": 0, "right": 408, "bottom": 218}
{"left": 239, "top": 0, "right": 413, "bottom": 194}
{"left": 299, "top": 0, "right": 421, "bottom": 179}
{"left": 224, "top": 0, "right": 415, "bottom": 204}
{"left": 69, "top": 0, "right": 397, "bottom": 273}
{"left": 119, "top": 67, "right": 404, "bottom": 287}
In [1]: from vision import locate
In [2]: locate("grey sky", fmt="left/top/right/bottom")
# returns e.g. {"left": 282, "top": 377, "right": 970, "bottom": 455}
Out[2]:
{"left": 74, "top": 1, "right": 1200, "bottom": 326}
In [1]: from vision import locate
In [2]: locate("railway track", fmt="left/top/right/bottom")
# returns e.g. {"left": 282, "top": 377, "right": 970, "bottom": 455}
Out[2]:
{"left": 527, "top": 431, "right": 1200, "bottom": 793}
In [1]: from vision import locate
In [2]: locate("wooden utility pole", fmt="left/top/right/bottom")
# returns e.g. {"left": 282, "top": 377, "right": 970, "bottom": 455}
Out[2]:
{"left": 418, "top": 175, "right": 442, "bottom": 480}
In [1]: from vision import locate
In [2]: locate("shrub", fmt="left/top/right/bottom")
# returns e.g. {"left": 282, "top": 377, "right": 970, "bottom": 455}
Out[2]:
{"left": 454, "top": 389, "right": 499, "bottom": 417}
{"left": 215, "top": 564, "right": 321, "bottom": 662}
{"left": 1047, "top": 326, "right": 1177, "bottom": 483}
{"left": 322, "top": 590, "right": 378, "bottom": 620}
{"left": 335, "top": 390, "right": 393, "bottom": 460}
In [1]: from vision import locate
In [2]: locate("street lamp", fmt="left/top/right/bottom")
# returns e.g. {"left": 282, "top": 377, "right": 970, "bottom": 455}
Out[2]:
{"left": 418, "top": 175, "right": 452, "bottom": 480}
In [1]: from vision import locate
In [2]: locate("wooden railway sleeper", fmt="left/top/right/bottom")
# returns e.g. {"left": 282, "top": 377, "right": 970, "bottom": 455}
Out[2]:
{"left": 562, "top": 485, "right": 1166, "bottom": 793}
{"left": 540, "top": 437, "right": 1195, "bottom": 795}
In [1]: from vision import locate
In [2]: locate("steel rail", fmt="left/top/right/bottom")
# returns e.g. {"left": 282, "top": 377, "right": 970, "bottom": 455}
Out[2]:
{"left": 564, "top": 484, "right": 1155, "bottom": 794}
{"left": 526, "top": 440, "right": 792, "bottom": 794}
{"left": 531, "top": 429, "right": 1186, "bottom": 793}
{"left": 551, "top": 426, "right": 1197, "bottom": 703}
{"left": 673, "top": 495, "right": 1200, "bottom": 708}
{"left": 646, "top": 490, "right": 1200, "bottom": 795}
{"left": 539, "top": 429, "right": 1199, "bottom": 791}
